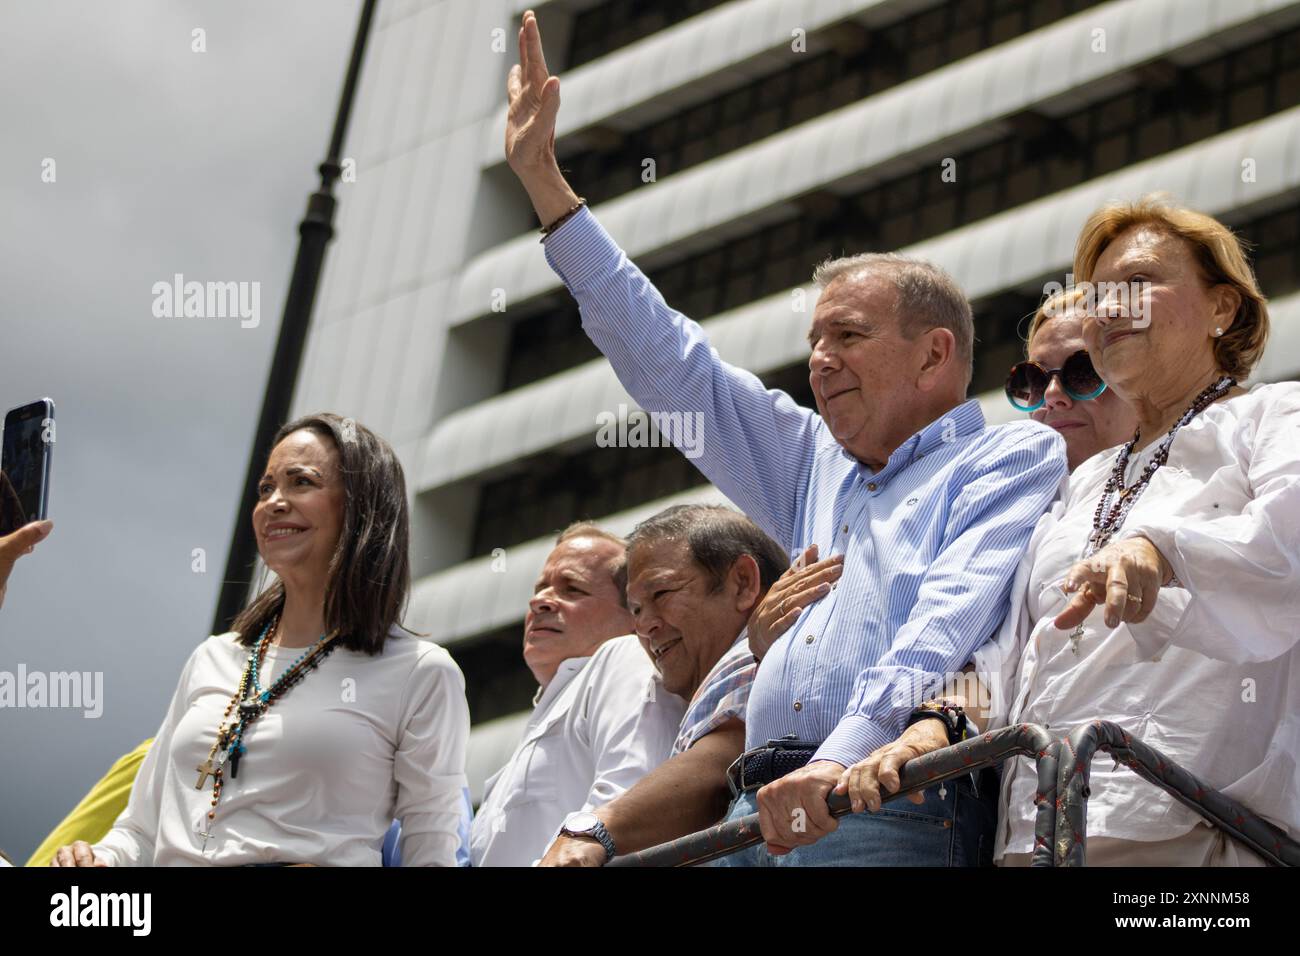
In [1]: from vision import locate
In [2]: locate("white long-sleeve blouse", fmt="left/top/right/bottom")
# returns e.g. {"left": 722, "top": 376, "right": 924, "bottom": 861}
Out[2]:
{"left": 92, "top": 627, "right": 470, "bottom": 866}
{"left": 975, "top": 382, "right": 1300, "bottom": 858}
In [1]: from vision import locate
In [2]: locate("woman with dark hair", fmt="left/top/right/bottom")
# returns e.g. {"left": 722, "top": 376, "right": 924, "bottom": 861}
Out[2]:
{"left": 50, "top": 413, "right": 470, "bottom": 866}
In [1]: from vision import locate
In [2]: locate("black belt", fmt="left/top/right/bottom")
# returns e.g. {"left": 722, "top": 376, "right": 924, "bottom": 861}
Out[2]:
{"left": 726, "top": 738, "right": 820, "bottom": 795}
{"left": 726, "top": 737, "right": 998, "bottom": 799}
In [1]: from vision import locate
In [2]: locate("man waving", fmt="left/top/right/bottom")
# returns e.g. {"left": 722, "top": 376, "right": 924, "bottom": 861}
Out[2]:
{"left": 503, "top": 11, "right": 1066, "bottom": 865}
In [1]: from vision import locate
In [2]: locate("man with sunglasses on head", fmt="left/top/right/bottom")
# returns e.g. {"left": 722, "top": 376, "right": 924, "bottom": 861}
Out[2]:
{"left": 1007, "top": 288, "right": 1137, "bottom": 472}
{"left": 503, "top": 11, "right": 1067, "bottom": 865}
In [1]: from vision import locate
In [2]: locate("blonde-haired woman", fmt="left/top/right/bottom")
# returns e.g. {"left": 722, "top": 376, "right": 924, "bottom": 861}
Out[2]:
{"left": 1008, "top": 287, "right": 1137, "bottom": 472}
{"left": 833, "top": 195, "right": 1300, "bottom": 865}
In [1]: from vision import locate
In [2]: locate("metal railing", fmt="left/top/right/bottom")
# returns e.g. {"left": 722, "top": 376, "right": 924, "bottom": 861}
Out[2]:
{"left": 608, "top": 721, "right": 1300, "bottom": 867}
{"left": 608, "top": 723, "right": 1059, "bottom": 867}
{"left": 1055, "top": 720, "right": 1300, "bottom": 867}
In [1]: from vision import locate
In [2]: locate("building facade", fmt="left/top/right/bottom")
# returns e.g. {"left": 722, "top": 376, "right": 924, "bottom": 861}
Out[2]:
{"left": 290, "top": 0, "right": 1300, "bottom": 800}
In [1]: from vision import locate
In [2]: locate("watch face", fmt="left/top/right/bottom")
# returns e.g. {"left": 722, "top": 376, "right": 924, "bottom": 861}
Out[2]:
{"left": 565, "top": 811, "right": 599, "bottom": 834}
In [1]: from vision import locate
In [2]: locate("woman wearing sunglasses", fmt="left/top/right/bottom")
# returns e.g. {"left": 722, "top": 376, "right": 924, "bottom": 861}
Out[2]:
{"left": 1006, "top": 288, "right": 1136, "bottom": 472}
{"left": 831, "top": 196, "right": 1300, "bottom": 865}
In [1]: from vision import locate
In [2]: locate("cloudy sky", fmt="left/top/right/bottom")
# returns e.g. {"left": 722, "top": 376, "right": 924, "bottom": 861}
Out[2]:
{"left": 0, "top": 1, "right": 359, "bottom": 861}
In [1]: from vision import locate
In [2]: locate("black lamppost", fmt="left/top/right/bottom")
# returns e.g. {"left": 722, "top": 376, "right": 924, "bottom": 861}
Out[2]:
{"left": 211, "top": 0, "right": 378, "bottom": 635}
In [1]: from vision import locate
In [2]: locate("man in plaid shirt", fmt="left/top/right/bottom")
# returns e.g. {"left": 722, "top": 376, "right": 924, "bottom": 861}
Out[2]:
{"left": 540, "top": 504, "right": 841, "bottom": 866}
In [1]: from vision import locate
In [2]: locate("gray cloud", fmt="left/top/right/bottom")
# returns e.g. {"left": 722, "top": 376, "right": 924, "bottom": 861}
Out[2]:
{"left": 0, "top": 0, "right": 357, "bottom": 862}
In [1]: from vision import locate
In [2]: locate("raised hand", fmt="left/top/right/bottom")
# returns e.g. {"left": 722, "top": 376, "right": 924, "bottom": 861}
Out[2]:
{"left": 506, "top": 10, "right": 559, "bottom": 174}
{"left": 505, "top": 10, "right": 580, "bottom": 224}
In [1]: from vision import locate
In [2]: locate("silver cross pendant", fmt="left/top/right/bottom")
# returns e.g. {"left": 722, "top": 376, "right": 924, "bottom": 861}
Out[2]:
{"left": 1068, "top": 624, "right": 1084, "bottom": 655}
{"left": 195, "top": 819, "right": 213, "bottom": 853}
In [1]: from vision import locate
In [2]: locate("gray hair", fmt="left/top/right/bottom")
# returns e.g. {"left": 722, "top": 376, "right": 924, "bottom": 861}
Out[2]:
{"left": 626, "top": 504, "right": 789, "bottom": 594}
{"left": 812, "top": 252, "right": 974, "bottom": 388}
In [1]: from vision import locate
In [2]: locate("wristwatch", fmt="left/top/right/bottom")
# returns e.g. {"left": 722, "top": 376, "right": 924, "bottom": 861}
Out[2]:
{"left": 560, "top": 811, "right": 616, "bottom": 862}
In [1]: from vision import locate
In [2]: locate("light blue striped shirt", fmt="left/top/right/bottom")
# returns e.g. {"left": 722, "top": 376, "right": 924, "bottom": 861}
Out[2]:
{"left": 544, "top": 207, "right": 1067, "bottom": 767}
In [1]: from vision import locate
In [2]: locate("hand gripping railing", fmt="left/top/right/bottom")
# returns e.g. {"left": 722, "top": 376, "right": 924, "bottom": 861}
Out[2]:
{"left": 1054, "top": 720, "right": 1300, "bottom": 867}
{"left": 607, "top": 723, "right": 1059, "bottom": 867}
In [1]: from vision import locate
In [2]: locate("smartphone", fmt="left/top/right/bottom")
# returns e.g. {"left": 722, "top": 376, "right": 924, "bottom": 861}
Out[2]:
{"left": 1, "top": 398, "right": 55, "bottom": 535}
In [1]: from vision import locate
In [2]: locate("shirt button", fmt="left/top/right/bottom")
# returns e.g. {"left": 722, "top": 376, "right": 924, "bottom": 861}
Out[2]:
{"left": 805, "top": 634, "right": 814, "bottom": 645}
{"left": 867, "top": 482, "right": 877, "bottom": 491}
{"left": 841, "top": 524, "right": 849, "bottom": 534}
{"left": 793, "top": 700, "right": 803, "bottom": 712}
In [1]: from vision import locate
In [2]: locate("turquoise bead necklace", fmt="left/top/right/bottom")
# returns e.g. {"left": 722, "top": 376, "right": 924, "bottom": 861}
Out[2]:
{"left": 193, "top": 614, "right": 340, "bottom": 851}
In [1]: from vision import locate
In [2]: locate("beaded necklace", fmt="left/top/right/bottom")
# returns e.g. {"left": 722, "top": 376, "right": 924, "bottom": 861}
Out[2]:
{"left": 1066, "top": 373, "right": 1236, "bottom": 654}
{"left": 193, "top": 614, "right": 340, "bottom": 851}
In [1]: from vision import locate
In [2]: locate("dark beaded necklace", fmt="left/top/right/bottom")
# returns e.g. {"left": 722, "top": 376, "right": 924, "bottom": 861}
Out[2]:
{"left": 1066, "top": 374, "right": 1236, "bottom": 656}
{"left": 193, "top": 615, "right": 340, "bottom": 851}
{"left": 1085, "top": 374, "right": 1236, "bottom": 558}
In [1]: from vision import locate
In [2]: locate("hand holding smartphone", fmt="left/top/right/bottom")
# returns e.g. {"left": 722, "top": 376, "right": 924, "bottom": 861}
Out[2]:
{"left": 0, "top": 398, "right": 55, "bottom": 610}
{"left": 1, "top": 398, "right": 55, "bottom": 536}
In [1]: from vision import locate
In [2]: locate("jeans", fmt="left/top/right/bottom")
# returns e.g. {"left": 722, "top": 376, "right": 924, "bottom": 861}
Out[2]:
{"left": 709, "top": 767, "right": 998, "bottom": 867}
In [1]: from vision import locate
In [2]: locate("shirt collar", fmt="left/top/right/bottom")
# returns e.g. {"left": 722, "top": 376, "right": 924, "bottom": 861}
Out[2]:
{"left": 684, "top": 628, "right": 750, "bottom": 710}
{"left": 532, "top": 655, "right": 590, "bottom": 711}
{"left": 840, "top": 399, "right": 985, "bottom": 487}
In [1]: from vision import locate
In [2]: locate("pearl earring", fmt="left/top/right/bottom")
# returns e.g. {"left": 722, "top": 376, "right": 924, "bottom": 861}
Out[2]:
{"left": 1213, "top": 327, "right": 1224, "bottom": 337}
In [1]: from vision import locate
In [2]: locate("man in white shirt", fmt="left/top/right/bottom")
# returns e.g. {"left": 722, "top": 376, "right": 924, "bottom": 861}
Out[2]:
{"left": 469, "top": 522, "right": 686, "bottom": 866}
